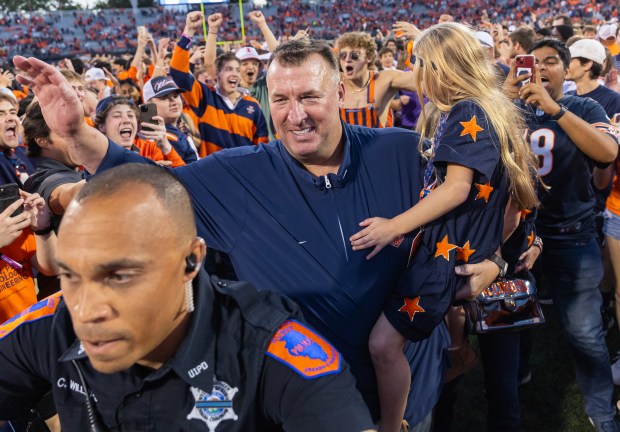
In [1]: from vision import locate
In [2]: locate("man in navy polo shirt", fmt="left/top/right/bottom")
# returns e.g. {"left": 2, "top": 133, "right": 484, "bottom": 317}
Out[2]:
{"left": 14, "top": 40, "right": 500, "bottom": 430}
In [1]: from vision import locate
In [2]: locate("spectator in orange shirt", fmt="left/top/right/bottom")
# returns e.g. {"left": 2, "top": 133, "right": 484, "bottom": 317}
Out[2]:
{"left": 0, "top": 191, "right": 58, "bottom": 323}
{"left": 93, "top": 96, "right": 184, "bottom": 167}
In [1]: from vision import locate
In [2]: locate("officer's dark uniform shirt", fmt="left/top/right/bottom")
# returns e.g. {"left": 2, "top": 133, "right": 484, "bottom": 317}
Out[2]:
{"left": 165, "top": 123, "right": 198, "bottom": 164}
{"left": 95, "top": 122, "right": 450, "bottom": 425}
{"left": 518, "top": 95, "right": 617, "bottom": 241}
{"left": 384, "top": 101, "right": 509, "bottom": 341}
{"left": 0, "top": 273, "right": 374, "bottom": 431}
{"left": 24, "top": 157, "right": 84, "bottom": 233}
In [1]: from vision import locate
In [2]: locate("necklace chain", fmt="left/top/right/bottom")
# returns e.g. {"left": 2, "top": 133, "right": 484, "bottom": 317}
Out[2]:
{"left": 350, "top": 72, "right": 371, "bottom": 92}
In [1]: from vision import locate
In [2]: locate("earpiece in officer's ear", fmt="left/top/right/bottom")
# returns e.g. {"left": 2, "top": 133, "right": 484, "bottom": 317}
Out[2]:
{"left": 184, "top": 254, "right": 199, "bottom": 313}
{"left": 185, "top": 254, "right": 199, "bottom": 273}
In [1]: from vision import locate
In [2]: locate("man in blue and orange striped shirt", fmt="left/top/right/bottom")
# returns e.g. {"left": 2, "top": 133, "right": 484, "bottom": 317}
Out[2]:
{"left": 170, "top": 13, "right": 269, "bottom": 157}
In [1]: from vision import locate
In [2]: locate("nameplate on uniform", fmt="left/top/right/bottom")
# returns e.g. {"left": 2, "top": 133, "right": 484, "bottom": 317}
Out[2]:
{"left": 266, "top": 319, "right": 341, "bottom": 379}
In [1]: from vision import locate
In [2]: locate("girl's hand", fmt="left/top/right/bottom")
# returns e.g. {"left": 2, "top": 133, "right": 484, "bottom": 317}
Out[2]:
{"left": 350, "top": 217, "right": 399, "bottom": 259}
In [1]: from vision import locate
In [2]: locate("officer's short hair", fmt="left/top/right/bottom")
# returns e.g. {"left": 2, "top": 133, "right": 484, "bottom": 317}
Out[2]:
{"left": 74, "top": 164, "right": 196, "bottom": 239}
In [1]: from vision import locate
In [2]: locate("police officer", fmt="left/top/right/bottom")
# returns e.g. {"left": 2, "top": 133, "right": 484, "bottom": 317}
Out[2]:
{"left": 0, "top": 164, "right": 376, "bottom": 432}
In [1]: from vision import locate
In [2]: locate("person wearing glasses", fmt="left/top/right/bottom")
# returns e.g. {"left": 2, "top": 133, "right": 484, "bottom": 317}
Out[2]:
{"left": 336, "top": 32, "right": 417, "bottom": 128}
{"left": 503, "top": 38, "right": 619, "bottom": 432}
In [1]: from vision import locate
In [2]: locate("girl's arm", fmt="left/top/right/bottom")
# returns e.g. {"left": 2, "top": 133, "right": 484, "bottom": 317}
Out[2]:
{"left": 350, "top": 163, "right": 473, "bottom": 259}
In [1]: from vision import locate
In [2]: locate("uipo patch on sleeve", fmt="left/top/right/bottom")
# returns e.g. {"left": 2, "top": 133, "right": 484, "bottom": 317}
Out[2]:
{"left": 0, "top": 292, "right": 61, "bottom": 339}
{"left": 266, "top": 319, "right": 341, "bottom": 379}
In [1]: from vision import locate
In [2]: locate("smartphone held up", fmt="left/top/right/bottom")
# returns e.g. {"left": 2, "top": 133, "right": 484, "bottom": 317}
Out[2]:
{"left": 139, "top": 103, "right": 158, "bottom": 131}
{"left": 515, "top": 54, "right": 536, "bottom": 88}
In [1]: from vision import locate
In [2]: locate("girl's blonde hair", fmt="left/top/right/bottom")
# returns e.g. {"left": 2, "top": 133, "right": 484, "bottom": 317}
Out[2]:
{"left": 414, "top": 22, "right": 539, "bottom": 210}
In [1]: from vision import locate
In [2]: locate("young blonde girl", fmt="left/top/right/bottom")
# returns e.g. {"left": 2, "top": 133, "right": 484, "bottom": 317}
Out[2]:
{"left": 349, "top": 23, "right": 539, "bottom": 432}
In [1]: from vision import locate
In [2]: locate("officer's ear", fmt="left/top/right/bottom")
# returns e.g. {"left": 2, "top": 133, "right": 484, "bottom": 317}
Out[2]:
{"left": 183, "top": 237, "right": 206, "bottom": 281}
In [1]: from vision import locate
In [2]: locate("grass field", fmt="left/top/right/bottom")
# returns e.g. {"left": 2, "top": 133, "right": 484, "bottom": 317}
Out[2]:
{"left": 451, "top": 303, "right": 620, "bottom": 432}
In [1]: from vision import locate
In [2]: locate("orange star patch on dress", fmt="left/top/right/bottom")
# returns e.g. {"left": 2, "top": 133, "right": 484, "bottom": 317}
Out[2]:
{"left": 520, "top": 209, "right": 533, "bottom": 220}
{"left": 266, "top": 320, "right": 341, "bottom": 379}
{"left": 435, "top": 234, "right": 457, "bottom": 260}
{"left": 398, "top": 296, "right": 426, "bottom": 321}
{"left": 460, "top": 115, "right": 484, "bottom": 141}
{"left": 455, "top": 241, "right": 476, "bottom": 263}
{"left": 475, "top": 182, "right": 494, "bottom": 203}
{"left": 527, "top": 230, "right": 535, "bottom": 247}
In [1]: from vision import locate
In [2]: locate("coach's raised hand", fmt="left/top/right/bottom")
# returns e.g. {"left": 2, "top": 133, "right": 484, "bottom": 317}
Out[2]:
{"left": 13, "top": 56, "right": 108, "bottom": 173}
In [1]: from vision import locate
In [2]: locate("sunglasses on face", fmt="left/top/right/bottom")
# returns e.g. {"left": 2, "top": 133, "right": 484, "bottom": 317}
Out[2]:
{"left": 340, "top": 51, "right": 361, "bottom": 61}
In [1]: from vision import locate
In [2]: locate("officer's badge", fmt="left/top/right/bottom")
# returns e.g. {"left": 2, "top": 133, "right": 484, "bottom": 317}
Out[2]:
{"left": 187, "top": 378, "right": 239, "bottom": 431}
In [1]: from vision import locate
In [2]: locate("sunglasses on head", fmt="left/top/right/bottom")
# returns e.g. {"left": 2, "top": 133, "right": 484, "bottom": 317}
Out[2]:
{"left": 340, "top": 51, "right": 361, "bottom": 61}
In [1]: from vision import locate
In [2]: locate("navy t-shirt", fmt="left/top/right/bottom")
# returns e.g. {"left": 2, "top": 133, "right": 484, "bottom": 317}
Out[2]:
{"left": 568, "top": 85, "right": 620, "bottom": 121}
{"left": 518, "top": 95, "right": 617, "bottom": 241}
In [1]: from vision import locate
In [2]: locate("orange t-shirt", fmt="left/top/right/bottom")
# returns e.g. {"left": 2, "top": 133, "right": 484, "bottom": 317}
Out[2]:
{"left": 133, "top": 137, "right": 185, "bottom": 167}
{"left": 0, "top": 230, "right": 37, "bottom": 323}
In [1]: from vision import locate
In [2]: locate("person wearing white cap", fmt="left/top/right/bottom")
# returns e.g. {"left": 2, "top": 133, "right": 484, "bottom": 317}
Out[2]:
{"left": 474, "top": 30, "right": 510, "bottom": 81}
{"left": 599, "top": 23, "right": 619, "bottom": 55}
{"left": 84, "top": 67, "right": 110, "bottom": 100}
{"left": 567, "top": 38, "right": 620, "bottom": 120}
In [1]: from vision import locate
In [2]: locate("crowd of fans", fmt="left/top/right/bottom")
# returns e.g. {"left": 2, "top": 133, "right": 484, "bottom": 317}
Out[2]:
{"left": 0, "top": 1, "right": 620, "bottom": 431}
{"left": 0, "top": 0, "right": 618, "bottom": 60}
